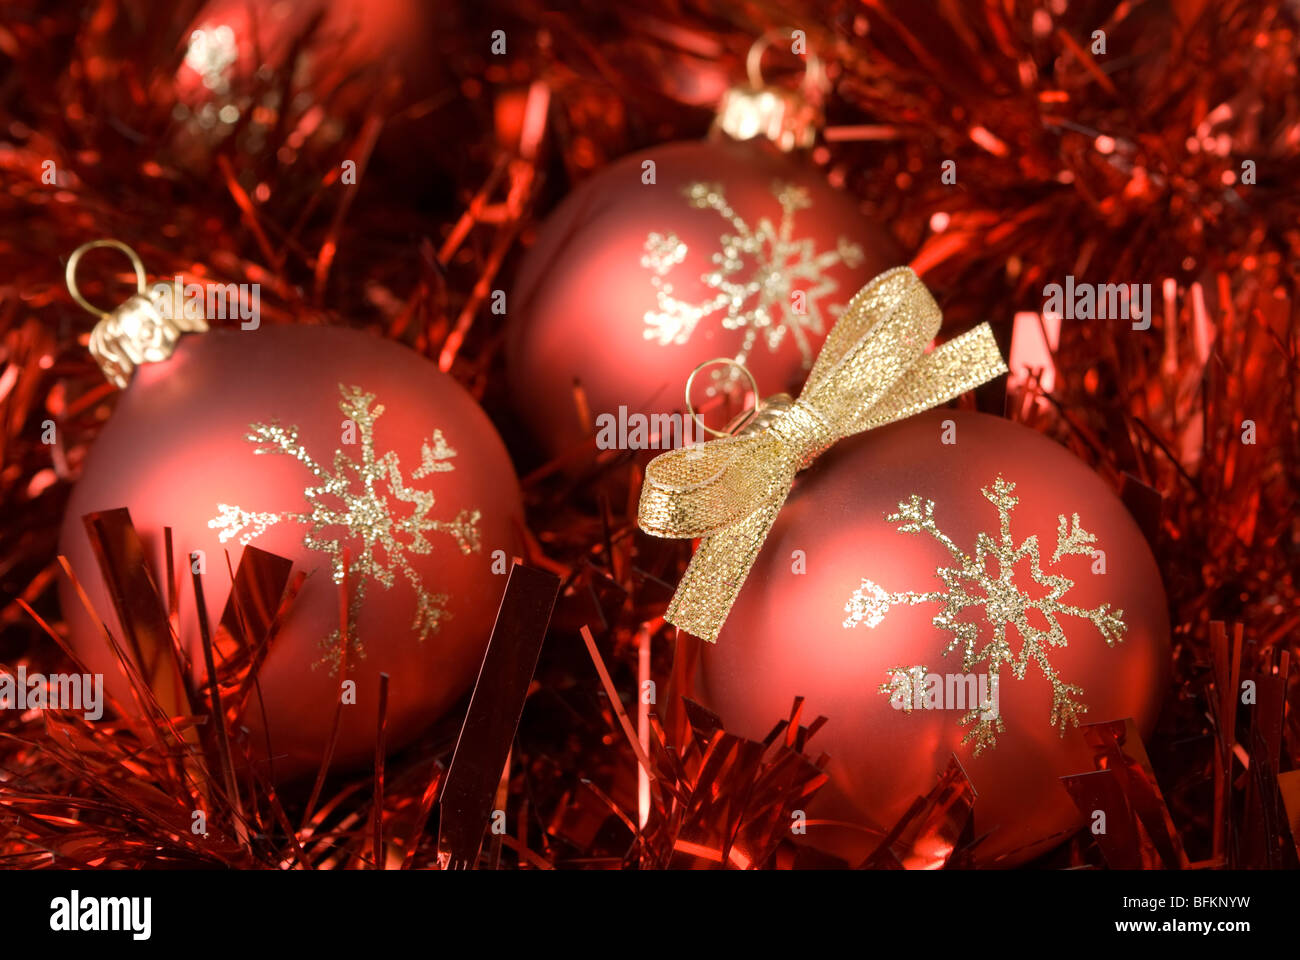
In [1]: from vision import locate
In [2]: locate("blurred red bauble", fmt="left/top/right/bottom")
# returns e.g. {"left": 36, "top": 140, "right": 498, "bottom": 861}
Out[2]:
{"left": 60, "top": 325, "right": 522, "bottom": 783}
{"left": 699, "top": 410, "right": 1169, "bottom": 867}
{"left": 177, "top": 0, "right": 429, "bottom": 99}
{"left": 171, "top": 0, "right": 436, "bottom": 174}
{"left": 507, "top": 138, "right": 901, "bottom": 456}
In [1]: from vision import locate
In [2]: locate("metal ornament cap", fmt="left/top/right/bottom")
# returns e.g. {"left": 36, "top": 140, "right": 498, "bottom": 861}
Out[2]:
{"left": 712, "top": 32, "right": 828, "bottom": 152}
{"left": 66, "top": 240, "right": 209, "bottom": 389}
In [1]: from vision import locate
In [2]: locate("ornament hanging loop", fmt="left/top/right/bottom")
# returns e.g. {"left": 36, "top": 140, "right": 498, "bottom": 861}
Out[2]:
{"left": 65, "top": 239, "right": 209, "bottom": 390}
{"left": 714, "top": 30, "right": 827, "bottom": 152}
{"left": 684, "top": 358, "right": 760, "bottom": 439}
{"left": 745, "top": 31, "right": 826, "bottom": 101}
{"left": 66, "top": 239, "right": 148, "bottom": 317}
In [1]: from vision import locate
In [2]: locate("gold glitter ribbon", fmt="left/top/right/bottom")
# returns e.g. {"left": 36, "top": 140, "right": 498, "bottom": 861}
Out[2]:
{"left": 637, "top": 266, "right": 1009, "bottom": 642}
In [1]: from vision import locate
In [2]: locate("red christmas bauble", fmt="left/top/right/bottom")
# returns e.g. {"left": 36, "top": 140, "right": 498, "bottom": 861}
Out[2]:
{"left": 172, "top": 0, "right": 439, "bottom": 177}
{"left": 699, "top": 410, "right": 1169, "bottom": 867}
{"left": 59, "top": 326, "right": 522, "bottom": 783}
{"left": 177, "top": 0, "right": 429, "bottom": 101}
{"left": 507, "top": 138, "right": 901, "bottom": 455}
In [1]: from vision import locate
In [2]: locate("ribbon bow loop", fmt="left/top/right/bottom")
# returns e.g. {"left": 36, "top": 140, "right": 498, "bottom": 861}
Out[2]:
{"left": 637, "top": 266, "right": 1008, "bottom": 642}
{"left": 638, "top": 431, "right": 779, "bottom": 539}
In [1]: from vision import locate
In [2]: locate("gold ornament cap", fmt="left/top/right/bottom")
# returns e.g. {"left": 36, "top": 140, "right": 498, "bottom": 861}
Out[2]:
{"left": 66, "top": 240, "right": 209, "bottom": 389}
{"left": 712, "top": 32, "right": 826, "bottom": 152}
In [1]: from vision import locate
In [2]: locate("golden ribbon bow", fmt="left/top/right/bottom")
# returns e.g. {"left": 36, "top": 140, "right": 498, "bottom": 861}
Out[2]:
{"left": 636, "top": 266, "right": 1009, "bottom": 642}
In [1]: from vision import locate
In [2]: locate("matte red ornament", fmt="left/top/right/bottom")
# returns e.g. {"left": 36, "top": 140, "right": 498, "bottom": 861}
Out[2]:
{"left": 177, "top": 0, "right": 430, "bottom": 103}
{"left": 507, "top": 138, "right": 901, "bottom": 455}
{"left": 59, "top": 326, "right": 523, "bottom": 783}
{"left": 698, "top": 410, "right": 1169, "bottom": 867}
{"left": 172, "top": 0, "right": 443, "bottom": 180}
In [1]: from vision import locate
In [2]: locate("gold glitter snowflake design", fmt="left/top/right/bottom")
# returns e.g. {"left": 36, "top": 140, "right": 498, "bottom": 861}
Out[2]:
{"left": 209, "top": 385, "right": 481, "bottom": 670}
{"left": 185, "top": 25, "right": 238, "bottom": 93}
{"left": 641, "top": 181, "right": 865, "bottom": 389}
{"left": 842, "top": 475, "right": 1126, "bottom": 754}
